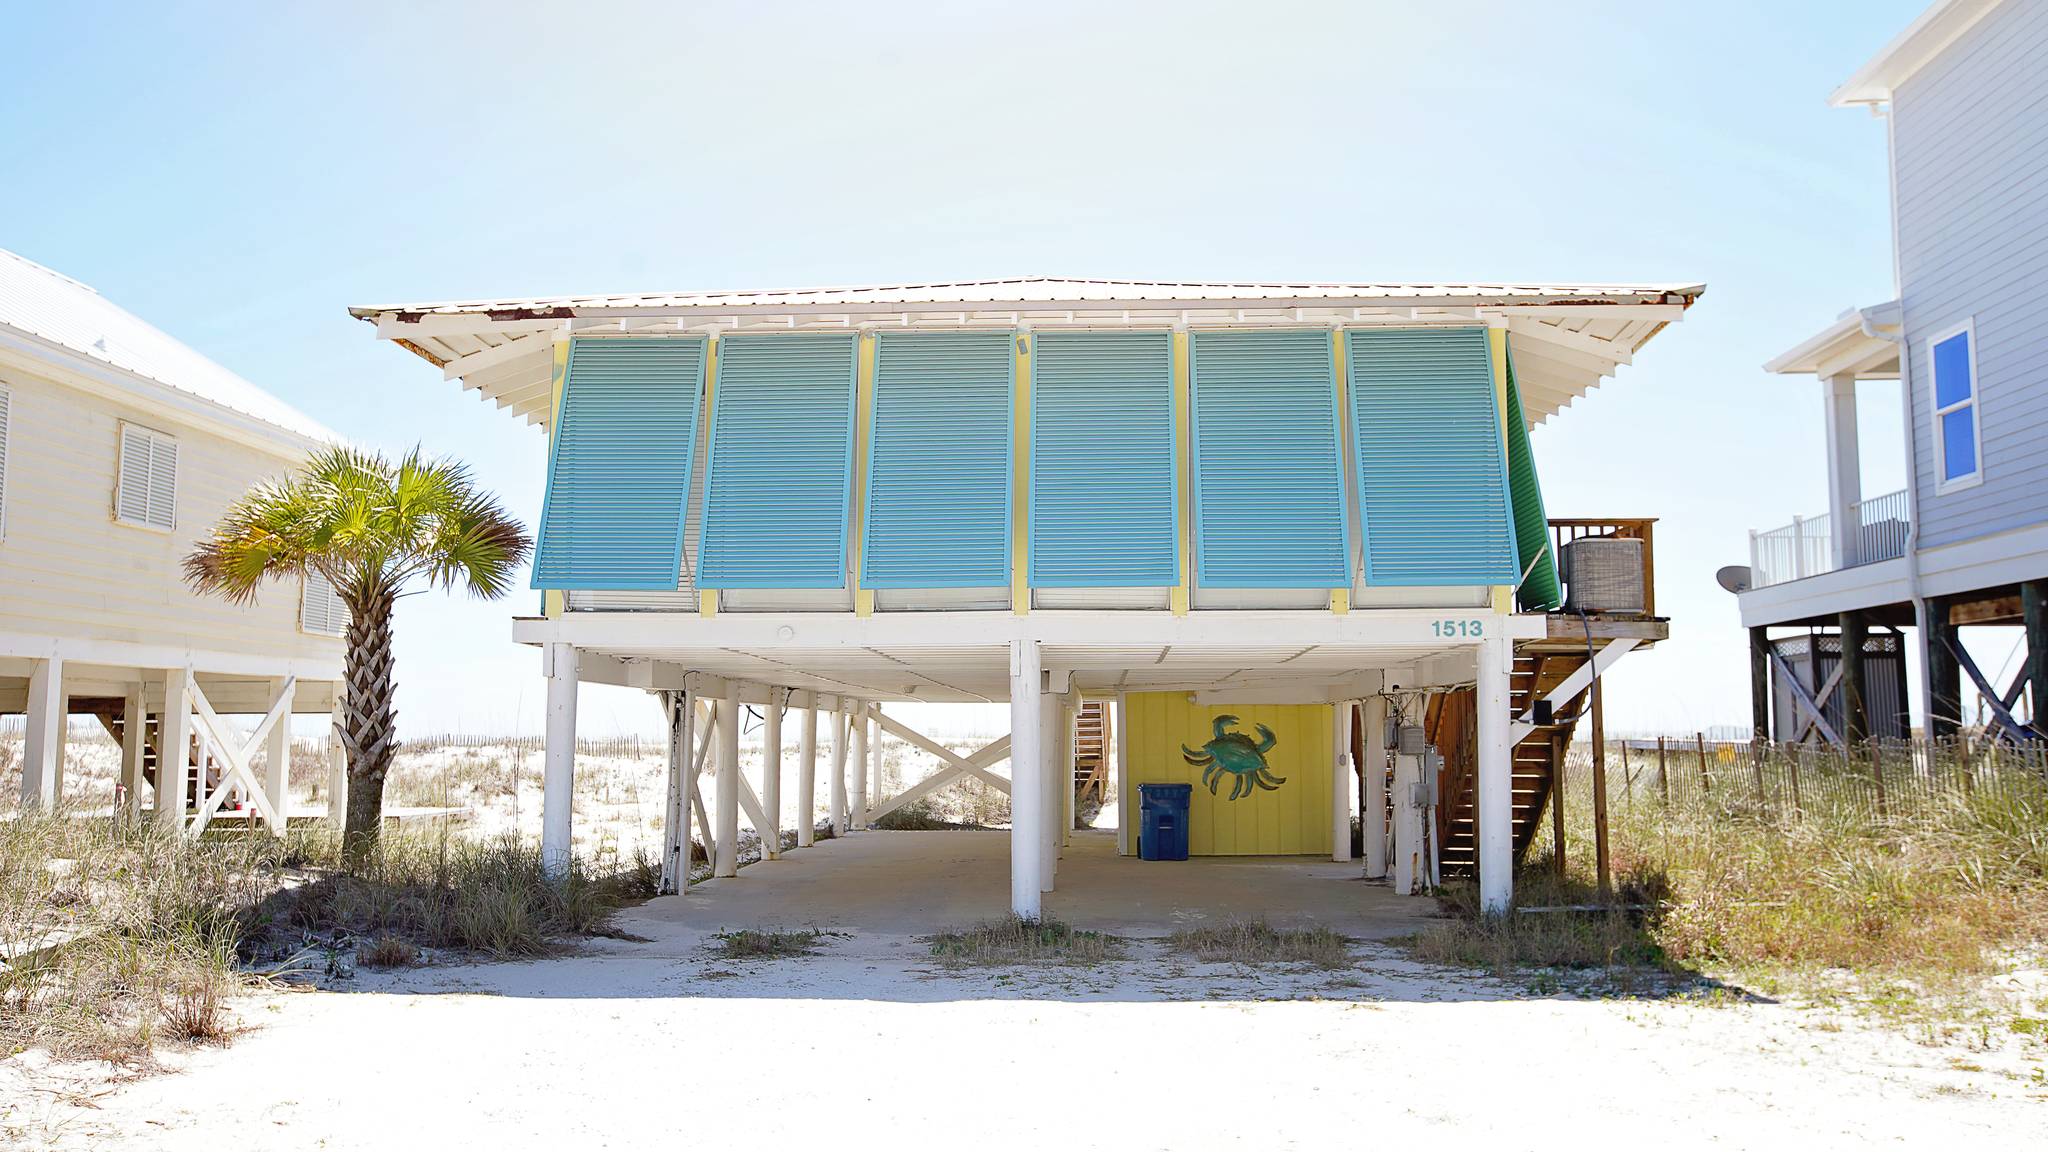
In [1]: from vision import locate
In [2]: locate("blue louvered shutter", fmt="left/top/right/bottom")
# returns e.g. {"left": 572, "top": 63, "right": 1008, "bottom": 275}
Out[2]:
{"left": 1029, "top": 331, "right": 1178, "bottom": 587}
{"left": 532, "top": 337, "right": 705, "bottom": 590}
{"left": 1190, "top": 330, "right": 1350, "bottom": 587}
{"left": 698, "top": 333, "right": 858, "bottom": 589}
{"left": 1346, "top": 327, "right": 1519, "bottom": 585}
{"left": 862, "top": 331, "right": 1013, "bottom": 588}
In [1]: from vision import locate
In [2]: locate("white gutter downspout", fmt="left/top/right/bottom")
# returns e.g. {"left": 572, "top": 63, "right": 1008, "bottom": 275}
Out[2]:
{"left": 1874, "top": 99, "right": 1934, "bottom": 738}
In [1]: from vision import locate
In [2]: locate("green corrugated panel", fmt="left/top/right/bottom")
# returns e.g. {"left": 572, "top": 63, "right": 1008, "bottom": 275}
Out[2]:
{"left": 1504, "top": 345, "right": 1560, "bottom": 611}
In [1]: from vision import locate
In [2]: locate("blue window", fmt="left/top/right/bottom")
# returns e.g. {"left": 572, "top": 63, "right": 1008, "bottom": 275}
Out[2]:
{"left": 1927, "top": 321, "right": 1981, "bottom": 490}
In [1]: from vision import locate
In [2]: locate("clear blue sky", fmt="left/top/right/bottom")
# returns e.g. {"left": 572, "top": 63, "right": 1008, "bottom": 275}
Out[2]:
{"left": 9, "top": 0, "right": 1975, "bottom": 738}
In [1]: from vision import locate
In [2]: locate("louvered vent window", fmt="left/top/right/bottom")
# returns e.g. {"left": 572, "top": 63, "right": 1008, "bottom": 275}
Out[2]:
{"left": 115, "top": 423, "right": 178, "bottom": 531}
{"left": 301, "top": 570, "right": 349, "bottom": 637}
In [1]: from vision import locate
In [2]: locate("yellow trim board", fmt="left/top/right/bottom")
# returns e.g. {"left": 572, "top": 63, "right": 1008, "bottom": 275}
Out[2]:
{"left": 1011, "top": 332, "right": 1031, "bottom": 615}
{"left": 698, "top": 336, "right": 721, "bottom": 618}
{"left": 542, "top": 338, "right": 571, "bottom": 621}
{"left": 852, "top": 333, "right": 876, "bottom": 617}
{"left": 1171, "top": 330, "right": 1192, "bottom": 616}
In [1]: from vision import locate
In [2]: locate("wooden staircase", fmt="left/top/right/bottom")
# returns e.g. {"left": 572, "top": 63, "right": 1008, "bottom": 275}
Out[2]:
{"left": 1431, "top": 648, "right": 1596, "bottom": 876}
{"left": 85, "top": 697, "right": 216, "bottom": 811}
{"left": 1074, "top": 700, "right": 1110, "bottom": 805}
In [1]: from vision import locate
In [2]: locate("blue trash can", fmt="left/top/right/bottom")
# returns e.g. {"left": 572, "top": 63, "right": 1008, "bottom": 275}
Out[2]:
{"left": 1138, "top": 783, "right": 1192, "bottom": 861}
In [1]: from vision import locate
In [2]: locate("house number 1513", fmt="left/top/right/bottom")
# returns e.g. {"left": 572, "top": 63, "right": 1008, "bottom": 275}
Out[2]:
{"left": 1431, "top": 619, "right": 1484, "bottom": 638}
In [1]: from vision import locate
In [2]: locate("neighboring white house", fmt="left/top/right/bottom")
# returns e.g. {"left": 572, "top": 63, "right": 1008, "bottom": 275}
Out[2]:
{"left": 0, "top": 247, "right": 346, "bottom": 828}
{"left": 1744, "top": 0, "right": 2048, "bottom": 746}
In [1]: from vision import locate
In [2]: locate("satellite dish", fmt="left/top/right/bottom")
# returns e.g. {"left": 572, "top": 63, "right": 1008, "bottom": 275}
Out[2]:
{"left": 1715, "top": 565, "right": 1753, "bottom": 594}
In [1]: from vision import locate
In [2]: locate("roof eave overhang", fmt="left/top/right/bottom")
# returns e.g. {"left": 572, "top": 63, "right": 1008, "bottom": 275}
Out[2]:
{"left": 1763, "top": 302, "right": 1902, "bottom": 379}
{"left": 1830, "top": 0, "right": 2002, "bottom": 106}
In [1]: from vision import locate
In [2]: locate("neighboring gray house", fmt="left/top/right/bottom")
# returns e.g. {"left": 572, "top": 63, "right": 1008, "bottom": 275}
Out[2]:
{"left": 1743, "top": 0, "right": 2047, "bottom": 743}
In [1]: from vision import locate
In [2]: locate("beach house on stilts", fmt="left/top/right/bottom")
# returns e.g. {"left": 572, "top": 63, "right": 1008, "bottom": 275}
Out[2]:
{"left": 1, "top": 248, "right": 345, "bottom": 829}
{"left": 352, "top": 277, "right": 1697, "bottom": 915}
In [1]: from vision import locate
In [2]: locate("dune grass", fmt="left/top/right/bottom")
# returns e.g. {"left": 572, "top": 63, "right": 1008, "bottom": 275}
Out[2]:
{"left": 1406, "top": 757, "right": 2048, "bottom": 1018}
{"left": 1167, "top": 921, "right": 1353, "bottom": 968}
{"left": 0, "top": 804, "right": 656, "bottom": 1066}
{"left": 928, "top": 916, "right": 1125, "bottom": 967}
{"left": 712, "top": 928, "right": 830, "bottom": 959}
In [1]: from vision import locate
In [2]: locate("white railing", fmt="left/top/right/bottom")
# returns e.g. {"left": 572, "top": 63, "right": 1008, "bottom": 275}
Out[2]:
{"left": 1749, "top": 487, "right": 1908, "bottom": 589}
{"left": 1848, "top": 488, "right": 1910, "bottom": 566}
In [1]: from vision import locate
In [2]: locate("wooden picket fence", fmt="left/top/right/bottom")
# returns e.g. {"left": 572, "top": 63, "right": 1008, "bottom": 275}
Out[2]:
{"left": 1563, "top": 734, "right": 2048, "bottom": 825}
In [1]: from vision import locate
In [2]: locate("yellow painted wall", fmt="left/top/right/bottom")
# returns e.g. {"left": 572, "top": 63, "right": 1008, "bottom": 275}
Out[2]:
{"left": 1123, "top": 693, "right": 1332, "bottom": 856}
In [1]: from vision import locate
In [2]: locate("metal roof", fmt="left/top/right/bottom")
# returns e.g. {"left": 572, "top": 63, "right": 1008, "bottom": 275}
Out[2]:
{"left": 350, "top": 275, "right": 1703, "bottom": 431}
{"left": 0, "top": 248, "right": 336, "bottom": 446}
{"left": 349, "top": 275, "right": 1703, "bottom": 319}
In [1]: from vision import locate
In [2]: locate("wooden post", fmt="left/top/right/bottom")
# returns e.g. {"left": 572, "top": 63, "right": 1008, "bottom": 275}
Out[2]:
{"left": 1786, "top": 744, "right": 1803, "bottom": 819}
{"left": 1656, "top": 735, "right": 1670, "bottom": 804}
{"left": 326, "top": 700, "right": 347, "bottom": 829}
{"left": 762, "top": 691, "right": 783, "bottom": 859}
{"left": 1590, "top": 679, "right": 1611, "bottom": 900}
{"left": 796, "top": 691, "right": 818, "bottom": 848}
{"left": 1749, "top": 626, "right": 1772, "bottom": 743}
{"left": 119, "top": 685, "right": 147, "bottom": 819}
{"left": 1871, "top": 736, "right": 1889, "bottom": 820}
{"left": 1549, "top": 731, "right": 1566, "bottom": 883}
{"left": 1928, "top": 596, "right": 1962, "bottom": 741}
{"left": 1620, "top": 740, "right": 1634, "bottom": 807}
{"left": 1840, "top": 611, "right": 1869, "bottom": 746}
{"left": 2025, "top": 580, "right": 2048, "bottom": 742}
{"left": 1694, "top": 731, "right": 1712, "bottom": 795}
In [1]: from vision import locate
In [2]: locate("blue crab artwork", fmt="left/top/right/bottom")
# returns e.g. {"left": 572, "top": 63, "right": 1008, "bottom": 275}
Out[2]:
{"left": 1181, "top": 714, "right": 1286, "bottom": 800}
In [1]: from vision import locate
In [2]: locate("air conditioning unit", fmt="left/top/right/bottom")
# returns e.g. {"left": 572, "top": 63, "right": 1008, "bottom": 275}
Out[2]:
{"left": 1560, "top": 537, "right": 1646, "bottom": 614}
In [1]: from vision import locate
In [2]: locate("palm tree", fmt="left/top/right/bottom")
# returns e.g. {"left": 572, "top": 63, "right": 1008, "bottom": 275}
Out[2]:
{"left": 185, "top": 445, "right": 530, "bottom": 866}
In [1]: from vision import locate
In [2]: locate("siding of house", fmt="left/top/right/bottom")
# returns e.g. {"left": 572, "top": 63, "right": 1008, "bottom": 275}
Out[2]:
{"left": 1893, "top": 0, "right": 2048, "bottom": 549}
{"left": 0, "top": 361, "right": 343, "bottom": 664}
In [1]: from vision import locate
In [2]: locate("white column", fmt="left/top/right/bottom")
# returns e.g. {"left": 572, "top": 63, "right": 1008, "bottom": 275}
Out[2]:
{"left": 715, "top": 682, "right": 740, "bottom": 877}
{"left": 1060, "top": 695, "right": 1079, "bottom": 847}
{"left": 828, "top": 704, "right": 849, "bottom": 836}
{"left": 761, "top": 691, "right": 783, "bottom": 859}
{"left": 1476, "top": 635, "right": 1514, "bottom": 914}
{"left": 120, "top": 685, "right": 147, "bottom": 819}
{"left": 1332, "top": 701, "right": 1354, "bottom": 862}
{"left": 850, "top": 701, "right": 869, "bottom": 829}
{"left": 1114, "top": 692, "right": 1132, "bottom": 856}
{"left": 660, "top": 690, "right": 695, "bottom": 893}
{"left": 796, "top": 691, "right": 818, "bottom": 847}
{"left": 1822, "top": 372, "right": 1862, "bottom": 569}
{"left": 1392, "top": 747, "right": 1422, "bottom": 895}
{"left": 1009, "top": 640, "right": 1044, "bottom": 919}
{"left": 264, "top": 676, "right": 294, "bottom": 824}
{"left": 20, "top": 656, "right": 63, "bottom": 810}
{"left": 158, "top": 666, "right": 193, "bottom": 831}
{"left": 541, "top": 642, "right": 579, "bottom": 878}
{"left": 1040, "top": 689, "right": 1060, "bottom": 890}
{"left": 326, "top": 699, "right": 347, "bottom": 828}
{"left": 1361, "top": 695, "right": 1388, "bottom": 879}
